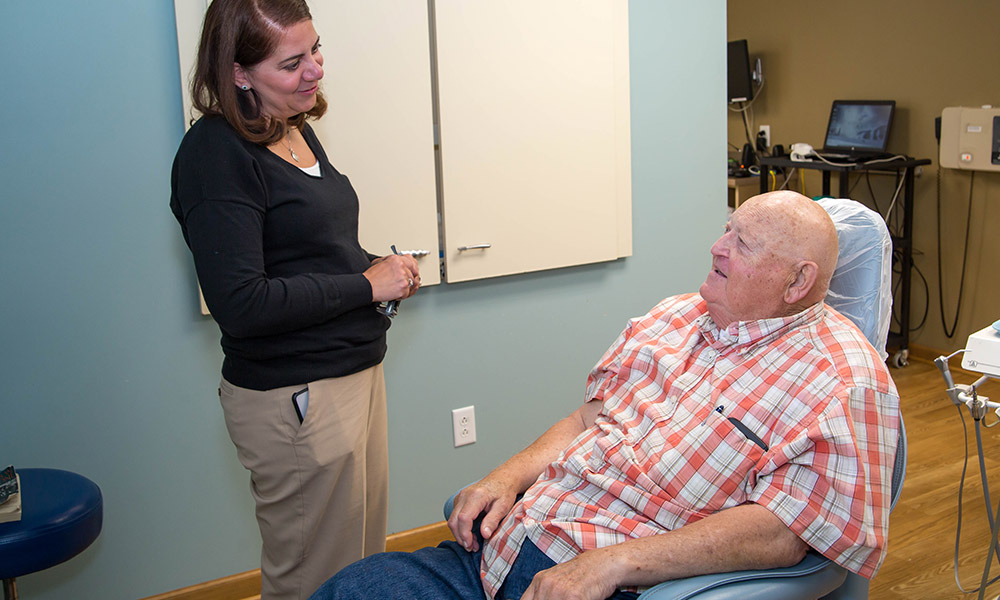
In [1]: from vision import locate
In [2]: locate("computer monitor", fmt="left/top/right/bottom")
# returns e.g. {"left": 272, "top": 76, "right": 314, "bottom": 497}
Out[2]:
{"left": 727, "top": 40, "right": 753, "bottom": 104}
{"left": 822, "top": 100, "right": 895, "bottom": 153}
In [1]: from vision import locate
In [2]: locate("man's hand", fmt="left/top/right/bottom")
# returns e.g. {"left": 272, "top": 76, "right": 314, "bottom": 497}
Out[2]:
{"left": 447, "top": 476, "right": 519, "bottom": 552}
{"left": 521, "top": 549, "right": 620, "bottom": 600}
{"left": 448, "top": 402, "right": 603, "bottom": 553}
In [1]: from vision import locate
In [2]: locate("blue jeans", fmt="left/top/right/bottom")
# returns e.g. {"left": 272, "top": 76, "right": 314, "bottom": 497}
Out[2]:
{"left": 308, "top": 537, "right": 640, "bottom": 600}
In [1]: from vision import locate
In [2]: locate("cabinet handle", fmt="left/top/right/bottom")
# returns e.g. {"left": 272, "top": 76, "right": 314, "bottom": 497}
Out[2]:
{"left": 457, "top": 244, "right": 492, "bottom": 251}
{"left": 399, "top": 249, "right": 431, "bottom": 257}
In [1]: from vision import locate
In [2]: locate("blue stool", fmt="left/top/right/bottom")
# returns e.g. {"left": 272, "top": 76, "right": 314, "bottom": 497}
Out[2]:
{"left": 0, "top": 469, "right": 103, "bottom": 600}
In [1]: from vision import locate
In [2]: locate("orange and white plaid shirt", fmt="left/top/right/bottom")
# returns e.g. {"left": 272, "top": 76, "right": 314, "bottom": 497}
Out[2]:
{"left": 481, "top": 293, "right": 899, "bottom": 597}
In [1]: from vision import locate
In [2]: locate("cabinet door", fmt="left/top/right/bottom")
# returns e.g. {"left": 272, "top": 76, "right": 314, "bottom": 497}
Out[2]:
{"left": 434, "top": 0, "right": 632, "bottom": 283}
{"left": 309, "top": 1, "right": 441, "bottom": 284}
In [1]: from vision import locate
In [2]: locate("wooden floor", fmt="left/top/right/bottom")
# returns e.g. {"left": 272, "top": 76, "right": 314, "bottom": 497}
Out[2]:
{"left": 872, "top": 355, "right": 1000, "bottom": 599}
{"left": 151, "top": 353, "right": 1000, "bottom": 600}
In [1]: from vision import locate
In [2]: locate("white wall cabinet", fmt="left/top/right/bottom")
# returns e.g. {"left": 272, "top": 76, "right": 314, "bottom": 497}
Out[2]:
{"left": 434, "top": 0, "right": 632, "bottom": 282}
{"left": 173, "top": 0, "right": 630, "bottom": 291}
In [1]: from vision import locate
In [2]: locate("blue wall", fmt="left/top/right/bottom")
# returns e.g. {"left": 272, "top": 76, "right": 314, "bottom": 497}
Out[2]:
{"left": 0, "top": 1, "right": 725, "bottom": 597}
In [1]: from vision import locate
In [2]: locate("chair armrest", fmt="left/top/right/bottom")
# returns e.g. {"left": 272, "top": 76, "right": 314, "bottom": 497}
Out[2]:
{"left": 635, "top": 551, "right": 845, "bottom": 600}
{"left": 447, "top": 487, "right": 846, "bottom": 600}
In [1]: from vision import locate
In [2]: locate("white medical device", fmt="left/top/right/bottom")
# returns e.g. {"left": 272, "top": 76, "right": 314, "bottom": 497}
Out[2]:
{"left": 963, "top": 324, "right": 1000, "bottom": 378}
{"left": 939, "top": 106, "right": 1000, "bottom": 172}
{"left": 937, "top": 323, "right": 1000, "bottom": 420}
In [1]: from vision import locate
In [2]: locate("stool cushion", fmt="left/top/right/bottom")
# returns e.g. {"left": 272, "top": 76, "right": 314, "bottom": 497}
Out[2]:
{"left": 0, "top": 468, "right": 103, "bottom": 579}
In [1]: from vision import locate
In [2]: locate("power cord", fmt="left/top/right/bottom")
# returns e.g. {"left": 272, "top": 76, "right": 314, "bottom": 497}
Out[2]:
{"left": 775, "top": 167, "right": 797, "bottom": 191}
{"left": 935, "top": 163, "right": 975, "bottom": 338}
{"left": 763, "top": 167, "right": 800, "bottom": 194}
{"left": 729, "top": 78, "right": 766, "bottom": 161}
{"left": 883, "top": 172, "right": 906, "bottom": 229}
{"left": 950, "top": 405, "right": 1000, "bottom": 595}
{"left": 890, "top": 247, "right": 929, "bottom": 333}
{"left": 808, "top": 152, "right": 908, "bottom": 168}
{"left": 741, "top": 107, "right": 754, "bottom": 151}
{"left": 864, "top": 171, "right": 881, "bottom": 212}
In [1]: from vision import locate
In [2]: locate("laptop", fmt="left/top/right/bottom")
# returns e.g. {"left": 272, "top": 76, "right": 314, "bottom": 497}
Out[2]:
{"left": 818, "top": 100, "right": 896, "bottom": 160}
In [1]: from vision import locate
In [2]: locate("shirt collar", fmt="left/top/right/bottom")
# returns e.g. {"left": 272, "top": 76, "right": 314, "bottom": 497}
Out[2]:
{"left": 697, "top": 302, "right": 826, "bottom": 350}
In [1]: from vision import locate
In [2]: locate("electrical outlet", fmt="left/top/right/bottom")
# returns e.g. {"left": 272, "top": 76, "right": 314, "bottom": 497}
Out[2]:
{"left": 452, "top": 406, "right": 476, "bottom": 447}
{"left": 758, "top": 125, "right": 771, "bottom": 148}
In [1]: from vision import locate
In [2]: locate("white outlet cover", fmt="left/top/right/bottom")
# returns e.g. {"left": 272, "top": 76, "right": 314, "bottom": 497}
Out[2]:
{"left": 452, "top": 406, "right": 476, "bottom": 447}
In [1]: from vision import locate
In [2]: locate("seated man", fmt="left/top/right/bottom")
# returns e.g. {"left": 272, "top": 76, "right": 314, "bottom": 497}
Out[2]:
{"left": 311, "top": 191, "right": 900, "bottom": 600}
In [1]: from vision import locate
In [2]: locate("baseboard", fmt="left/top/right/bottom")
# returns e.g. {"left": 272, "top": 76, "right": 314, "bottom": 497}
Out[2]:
{"left": 905, "top": 343, "right": 942, "bottom": 363}
{"left": 141, "top": 521, "right": 452, "bottom": 600}
{"left": 385, "top": 520, "right": 453, "bottom": 553}
{"left": 139, "top": 569, "right": 262, "bottom": 600}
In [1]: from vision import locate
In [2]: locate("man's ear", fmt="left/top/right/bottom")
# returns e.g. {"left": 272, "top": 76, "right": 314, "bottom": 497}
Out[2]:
{"left": 233, "top": 63, "right": 252, "bottom": 90}
{"left": 784, "top": 261, "right": 819, "bottom": 306}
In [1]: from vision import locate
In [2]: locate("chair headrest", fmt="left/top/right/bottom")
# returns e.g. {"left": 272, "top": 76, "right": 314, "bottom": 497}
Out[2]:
{"left": 816, "top": 198, "right": 893, "bottom": 361}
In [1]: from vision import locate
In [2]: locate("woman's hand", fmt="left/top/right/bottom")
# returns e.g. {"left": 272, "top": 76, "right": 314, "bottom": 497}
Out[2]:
{"left": 364, "top": 254, "right": 421, "bottom": 302}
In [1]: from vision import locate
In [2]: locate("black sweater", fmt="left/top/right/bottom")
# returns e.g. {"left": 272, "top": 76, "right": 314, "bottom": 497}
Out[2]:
{"left": 170, "top": 116, "right": 389, "bottom": 390}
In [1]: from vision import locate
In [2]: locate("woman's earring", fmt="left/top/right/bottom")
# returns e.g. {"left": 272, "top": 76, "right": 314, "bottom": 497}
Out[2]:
{"left": 241, "top": 85, "right": 249, "bottom": 91}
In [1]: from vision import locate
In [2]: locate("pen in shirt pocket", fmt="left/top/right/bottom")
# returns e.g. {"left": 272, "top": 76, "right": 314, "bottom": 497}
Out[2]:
{"left": 704, "top": 405, "right": 769, "bottom": 451}
{"left": 703, "top": 405, "right": 725, "bottom": 425}
{"left": 727, "top": 416, "right": 769, "bottom": 451}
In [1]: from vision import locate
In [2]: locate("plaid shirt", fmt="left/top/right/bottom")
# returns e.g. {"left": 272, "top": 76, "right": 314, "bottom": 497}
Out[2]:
{"left": 481, "top": 293, "right": 899, "bottom": 597}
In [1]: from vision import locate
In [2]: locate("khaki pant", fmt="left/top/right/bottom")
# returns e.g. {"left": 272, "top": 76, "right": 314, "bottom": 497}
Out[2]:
{"left": 219, "top": 364, "right": 388, "bottom": 600}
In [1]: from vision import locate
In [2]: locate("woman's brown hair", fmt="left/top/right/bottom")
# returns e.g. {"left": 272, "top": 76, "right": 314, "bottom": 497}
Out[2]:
{"left": 190, "top": 0, "right": 327, "bottom": 144}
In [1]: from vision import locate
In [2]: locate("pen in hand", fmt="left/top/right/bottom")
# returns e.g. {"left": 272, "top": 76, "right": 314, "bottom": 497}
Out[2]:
{"left": 381, "top": 245, "right": 401, "bottom": 318}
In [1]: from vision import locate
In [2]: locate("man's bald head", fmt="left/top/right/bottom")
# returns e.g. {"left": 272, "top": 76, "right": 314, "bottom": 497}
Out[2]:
{"left": 744, "top": 191, "right": 839, "bottom": 303}
{"left": 699, "top": 191, "right": 839, "bottom": 328}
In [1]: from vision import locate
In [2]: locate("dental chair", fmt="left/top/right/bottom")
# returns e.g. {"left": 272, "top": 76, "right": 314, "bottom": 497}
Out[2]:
{"left": 445, "top": 197, "right": 906, "bottom": 600}
{"left": 628, "top": 198, "right": 906, "bottom": 600}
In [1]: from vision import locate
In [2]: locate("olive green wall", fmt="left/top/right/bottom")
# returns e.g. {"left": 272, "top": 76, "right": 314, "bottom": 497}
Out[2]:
{"left": 728, "top": 0, "right": 1000, "bottom": 354}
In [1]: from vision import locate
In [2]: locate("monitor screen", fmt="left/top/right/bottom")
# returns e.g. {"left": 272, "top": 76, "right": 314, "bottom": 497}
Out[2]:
{"left": 727, "top": 40, "right": 753, "bottom": 103}
{"left": 823, "top": 100, "right": 895, "bottom": 152}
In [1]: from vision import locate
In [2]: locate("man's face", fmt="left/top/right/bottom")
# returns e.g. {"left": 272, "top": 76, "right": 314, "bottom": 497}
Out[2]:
{"left": 699, "top": 204, "right": 794, "bottom": 328}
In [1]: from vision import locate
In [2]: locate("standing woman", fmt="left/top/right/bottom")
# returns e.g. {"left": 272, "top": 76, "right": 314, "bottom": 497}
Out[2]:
{"left": 170, "top": 0, "right": 420, "bottom": 598}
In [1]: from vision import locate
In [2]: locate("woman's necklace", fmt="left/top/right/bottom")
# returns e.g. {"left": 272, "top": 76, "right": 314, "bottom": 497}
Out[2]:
{"left": 283, "top": 128, "right": 300, "bottom": 162}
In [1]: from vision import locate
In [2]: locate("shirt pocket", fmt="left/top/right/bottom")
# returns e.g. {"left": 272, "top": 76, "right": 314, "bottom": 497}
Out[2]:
{"left": 644, "top": 411, "right": 767, "bottom": 519}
